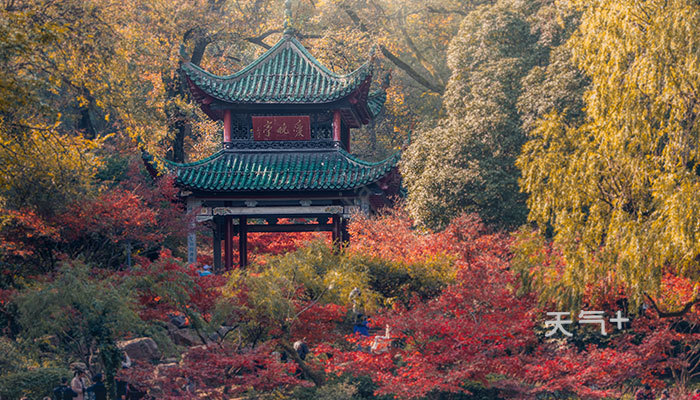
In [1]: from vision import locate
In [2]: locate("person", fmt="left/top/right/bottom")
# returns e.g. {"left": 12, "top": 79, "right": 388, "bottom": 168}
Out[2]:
{"left": 115, "top": 370, "right": 129, "bottom": 400}
{"left": 198, "top": 265, "right": 212, "bottom": 277}
{"left": 54, "top": 377, "right": 77, "bottom": 400}
{"left": 115, "top": 377, "right": 128, "bottom": 400}
{"left": 658, "top": 389, "right": 670, "bottom": 400}
{"left": 86, "top": 373, "right": 107, "bottom": 400}
{"left": 293, "top": 339, "right": 309, "bottom": 361}
{"left": 115, "top": 350, "right": 131, "bottom": 399}
{"left": 691, "top": 389, "right": 700, "bottom": 400}
{"left": 353, "top": 313, "right": 369, "bottom": 336}
{"left": 71, "top": 369, "right": 89, "bottom": 400}
{"left": 371, "top": 325, "right": 393, "bottom": 354}
{"left": 348, "top": 287, "right": 362, "bottom": 314}
{"left": 121, "top": 351, "right": 132, "bottom": 369}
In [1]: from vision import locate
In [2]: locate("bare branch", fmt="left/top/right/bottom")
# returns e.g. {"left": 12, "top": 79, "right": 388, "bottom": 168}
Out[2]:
{"left": 341, "top": 6, "right": 445, "bottom": 94}
{"left": 644, "top": 293, "right": 700, "bottom": 318}
{"left": 425, "top": 5, "right": 467, "bottom": 16}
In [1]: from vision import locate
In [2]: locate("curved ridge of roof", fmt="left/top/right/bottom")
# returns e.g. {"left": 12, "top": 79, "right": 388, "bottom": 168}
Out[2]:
{"left": 181, "top": 35, "right": 373, "bottom": 105}
{"left": 160, "top": 150, "right": 225, "bottom": 169}
{"left": 337, "top": 147, "right": 400, "bottom": 168}
{"left": 367, "top": 89, "right": 387, "bottom": 118}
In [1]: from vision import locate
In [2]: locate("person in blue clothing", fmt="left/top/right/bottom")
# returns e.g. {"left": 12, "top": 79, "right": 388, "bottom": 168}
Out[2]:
{"left": 353, "top": 313, "right": 369, "bottom": 336}
{"left": 198, "top": 265, "right": 212, "bottom": 277}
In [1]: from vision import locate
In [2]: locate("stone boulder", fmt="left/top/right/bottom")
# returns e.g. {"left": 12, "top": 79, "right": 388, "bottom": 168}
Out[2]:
{"left": 170, "top": 328, "right": 202, "bottom": 347}
{"left": 117, "top": 337, "right": 161, "bottom": 362}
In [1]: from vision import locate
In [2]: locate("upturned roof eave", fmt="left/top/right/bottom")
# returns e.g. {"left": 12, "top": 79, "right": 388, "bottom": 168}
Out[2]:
{"left": 160, "top": 147, "right": 401, "bottom": 193}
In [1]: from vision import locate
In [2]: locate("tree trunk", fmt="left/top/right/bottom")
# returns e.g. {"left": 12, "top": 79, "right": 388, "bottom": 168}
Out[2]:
{"left": 279, "top": 339, "right": 324, "bottom": 386}
{"left": 166, "top": 37, "right": 209, "bottom": 163}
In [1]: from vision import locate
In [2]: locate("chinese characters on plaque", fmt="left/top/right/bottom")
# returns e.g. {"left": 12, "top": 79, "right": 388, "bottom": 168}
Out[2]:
{"left": 544, "top": 310, "right": 629, "bottom": 337}
{"left": 252, "top": 116, "right": 311, "bottom": 141}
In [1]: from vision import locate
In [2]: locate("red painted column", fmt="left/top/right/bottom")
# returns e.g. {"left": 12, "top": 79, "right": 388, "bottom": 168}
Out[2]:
{"left": 239, "top": 216, "right": 248, "bottom": 268}
{"left": 224, "top": 216, "right": 233, "bottom": 270}
{"left": 333, "top": 110, "right": 341, "bottom": 142}
{"left": 223, "top": 110, "right": 232, "bottom": 143}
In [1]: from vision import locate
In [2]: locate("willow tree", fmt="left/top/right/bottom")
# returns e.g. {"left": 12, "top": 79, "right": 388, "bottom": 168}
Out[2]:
{"left": 518, "top": 0, "right": 700, "bottom": 309}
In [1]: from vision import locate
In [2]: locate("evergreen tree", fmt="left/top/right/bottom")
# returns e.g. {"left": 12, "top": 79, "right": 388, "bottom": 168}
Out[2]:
{"left": 402, "top": 0, "right": 576, "bottom": 229}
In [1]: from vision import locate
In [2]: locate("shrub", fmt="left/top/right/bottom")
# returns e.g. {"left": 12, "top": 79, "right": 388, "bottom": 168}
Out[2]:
{"left": 0, "top": 367, "right": 69, "bottom": 400}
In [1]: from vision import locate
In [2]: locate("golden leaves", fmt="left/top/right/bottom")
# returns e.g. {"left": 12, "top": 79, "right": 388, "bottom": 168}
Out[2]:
{"left": 517, "top": 0, "right": 700, "bottom": 307}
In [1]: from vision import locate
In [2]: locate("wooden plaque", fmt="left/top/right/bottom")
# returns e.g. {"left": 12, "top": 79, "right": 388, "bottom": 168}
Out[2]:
{"left": 252, "top": 116, "right": 311, "bottom": 141}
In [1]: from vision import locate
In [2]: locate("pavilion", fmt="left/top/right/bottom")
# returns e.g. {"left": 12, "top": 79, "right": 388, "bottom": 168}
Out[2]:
{"left": 158, "top": 1, "right": 401, "bottom": 269}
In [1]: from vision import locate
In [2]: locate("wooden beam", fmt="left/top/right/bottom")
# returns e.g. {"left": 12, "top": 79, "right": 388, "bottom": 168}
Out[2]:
{"left": 212, "top": 205, "right": 353, "bottom": 216}
{"left": 247, "top": 224, "right": 334, "bottom": 233}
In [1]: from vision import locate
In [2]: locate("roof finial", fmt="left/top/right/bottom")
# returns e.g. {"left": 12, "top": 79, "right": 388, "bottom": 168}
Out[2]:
{"left": 283, "top": 0, "right": 294, "bottom": 35}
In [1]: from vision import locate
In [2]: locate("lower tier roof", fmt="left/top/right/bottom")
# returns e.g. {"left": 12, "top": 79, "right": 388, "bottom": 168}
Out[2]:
{"left": 163, "top": 148, "right": 400, "bottom": 193}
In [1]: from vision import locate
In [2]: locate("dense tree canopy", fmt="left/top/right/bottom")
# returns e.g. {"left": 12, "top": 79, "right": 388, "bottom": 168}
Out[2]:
{"left": 401, "top": 0, "right": 579, "bottom": 229}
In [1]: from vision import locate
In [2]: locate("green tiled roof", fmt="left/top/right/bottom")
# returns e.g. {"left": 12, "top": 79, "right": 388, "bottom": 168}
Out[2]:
{"left": 164, "top": 148, "right": 400, "bottom": 192}
{"left": 182, "top": 35, "right": 373, "bottom": 104}
{"left": 367, "top": 90, "right": 386, "bottom": 118}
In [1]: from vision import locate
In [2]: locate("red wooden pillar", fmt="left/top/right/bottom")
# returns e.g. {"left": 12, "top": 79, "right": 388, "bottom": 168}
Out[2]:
{"left": 333, "top": 110, "right": 341, "bottom": 142}
{"left": 223, "top": 110, "right": 232, "bottom": 143}
{"left": 239, "top": 216, "right": 248, "bottom": 268}
{"left": 224, "top": 216, "right": 233, "bottom": 270}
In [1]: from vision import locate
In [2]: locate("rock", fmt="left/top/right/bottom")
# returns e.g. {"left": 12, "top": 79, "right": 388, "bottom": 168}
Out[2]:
{"left": 170, "top": 328, "right": 201, "bottom": 347}
{"left": 154, "top": 362, "right": 177, "bottom": 380}
{"left": 117, "top": 337, "right": 161, "bottom": 362}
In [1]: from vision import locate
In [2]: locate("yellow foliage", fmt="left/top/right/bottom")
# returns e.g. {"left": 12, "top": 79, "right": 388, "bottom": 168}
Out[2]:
{"left": 518, "top": 0, "right": 700, "bottom": 306}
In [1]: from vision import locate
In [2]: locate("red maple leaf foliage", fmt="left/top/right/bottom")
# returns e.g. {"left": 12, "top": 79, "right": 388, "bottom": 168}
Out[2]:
{"left": 291, "top": 302, "right": 347, "bottom": 345}
{"left": 327, "top": 213, "right": 537, "bottom": 399}
{"left": 0, "top": 160, "right": 187, "bottom": 270}
{"left": 125, "top": 249, "right": 226, "bottom": 322}
{"left": 61, "top": 188, "right": 161, "bottom": 244}
{"left": 0, "top": 208, "right": 61, "bottom": 258}
{"left": 324, "top": 210, "right": 700, "bottom": 399}
{"left": 119, "top": 344, "right": 308, "bottom": 399}
{"left": 348, "top": 209, "right": 510, "bottom": 267}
